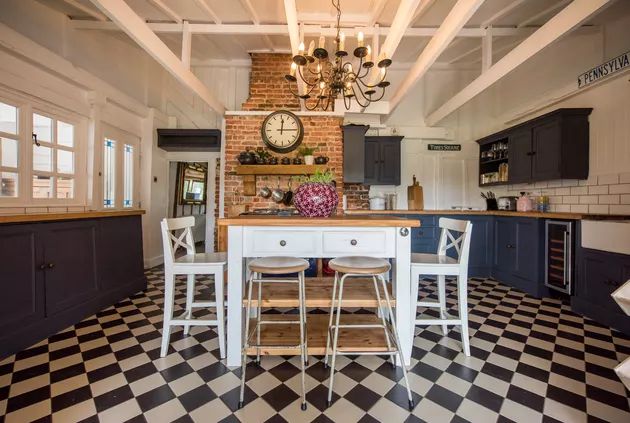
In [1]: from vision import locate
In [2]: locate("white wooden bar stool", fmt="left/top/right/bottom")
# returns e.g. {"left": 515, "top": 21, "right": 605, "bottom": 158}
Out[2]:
{"left": 324, "top": 256, "right": 415, "bottom": 410}
{"left": 239, "top": 256, "right": 310, "bottom": 411}
{"left": 160, "top": 217, "right": 226, "bottom": 358}
{"left": 410, "top": 218, "right": 473, "bottom": 356}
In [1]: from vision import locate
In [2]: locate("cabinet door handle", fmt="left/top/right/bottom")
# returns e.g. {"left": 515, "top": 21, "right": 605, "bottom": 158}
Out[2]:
{"left": 350, "top": 239, "right": 358, "bottom": 246}
{"left": 48, "top": 263, "right": 55, "bottom": 269}
{"left": 279, "top": 240, "right": 287, "bottom": 247}
{"left": 506, "top": 244, "right": 515, "bottom": 249}
{"left": 39, "top": 264, "right": 46, "bottom": 270}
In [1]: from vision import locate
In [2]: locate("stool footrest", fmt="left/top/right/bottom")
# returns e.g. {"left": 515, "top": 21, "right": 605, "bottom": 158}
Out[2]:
{"left": 415, "top": 318, "right": 461, "bottom": 326}
{"left": 168, "top": 319, "right": 220, "bottom": 326}
{"left": 416, "top": 301, "right": 442, "bottom": 308}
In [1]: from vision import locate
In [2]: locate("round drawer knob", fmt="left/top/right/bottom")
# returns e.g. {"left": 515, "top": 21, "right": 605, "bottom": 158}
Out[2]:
{"left": 350, "top": 239, "right": 358, "bottom": 246}
{"left": 279, "top": 240, "right": 287, "bottom": 247}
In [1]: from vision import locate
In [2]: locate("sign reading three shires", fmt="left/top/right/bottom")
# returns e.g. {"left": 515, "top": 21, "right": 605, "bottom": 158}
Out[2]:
{"left": 427, "top": 144, "right": 461, "bottom": 151}
{"left": 578, "top": 51, "right": 630, "bottom": 88}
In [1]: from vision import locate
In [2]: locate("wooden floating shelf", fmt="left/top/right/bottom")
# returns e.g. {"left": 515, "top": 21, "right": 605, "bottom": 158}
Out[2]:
{"left": 235, "top": 164, "right": 327, "bottom": 176}
{"left": 244, "top": 277, "right": 395, "bottom": 308}
{"left": 236, "top": 164, "right": 329, "bottom": 195}
{"left": 245, "top": 314, "right": 392, "bottom": 356}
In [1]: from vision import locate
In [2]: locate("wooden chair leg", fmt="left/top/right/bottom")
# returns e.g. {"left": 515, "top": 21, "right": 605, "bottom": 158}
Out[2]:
{"left": 437, "top": 275, "right": 448, "bottom": 335}
{"left": 160, "top": 271, "right": 175, "bottom": 357}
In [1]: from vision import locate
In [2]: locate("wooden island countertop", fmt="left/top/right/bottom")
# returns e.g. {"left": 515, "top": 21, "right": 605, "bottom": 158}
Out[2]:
{"left": 0, "top": 209, "right": 145, "bottom": 224}
{"left": 217, "top": 214, "right": 421, "bottom": 227}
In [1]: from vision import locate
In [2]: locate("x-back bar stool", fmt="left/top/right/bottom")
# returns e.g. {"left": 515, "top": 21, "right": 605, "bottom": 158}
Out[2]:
{"left": 239, "top": 256, "right": 310, "bottom": 411}
{"left": 324, "top": 256, "right": 415, "bottom": 410}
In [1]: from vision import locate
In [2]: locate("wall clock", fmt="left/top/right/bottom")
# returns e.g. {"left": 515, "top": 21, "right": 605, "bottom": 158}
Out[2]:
{"left": 261, "top": 110, "right": 304, "bottom": 153}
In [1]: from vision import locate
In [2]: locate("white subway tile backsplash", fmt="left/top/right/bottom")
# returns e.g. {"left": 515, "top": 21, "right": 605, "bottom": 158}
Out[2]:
{"left": 534, "top": 181, "right": 548, "bottom": 188}
{"left": 25, "top": 207, "right": 48, "bottom": 213}
{"left": 579, "top": 195, "right": 599, "bottom": 205}
{"left": 556, "top": 187, "right": 571, "bottom": 195}
{"left": 621, "top": 194, "right": 630, "bottom": 205}
{"left": 588, "top": 185, "right": 608, "bottom": 195}
{"left": 555, "top": 204, "right": 571, "bottom": 212}
{"left": 578, "top": 175, "right": 598, "bottom": 186}
{"left": 67, "top": 206, "right": 87, "bottom": 212}
{"left": 549, "top": 196, "right": 563, "bottom": 204}
{"left": 599, "top": 174, "right": 620, "bottom": 185}
{"left": 620, "top": 173, "right": 630, "bottom": 184}
{"left": 570, "top": 186, "right": 588, "bottom": 195}
{"left": 609, "top": 205, "right": 630, "bottom": 215}
{"left": 609, "top": 184, "right": 630, "bottom": 194}
{"left": 563, "top": 196, "right": 579, "bottom": 204}
{"left": 0, "top": 207, "right": 26, "bottom": 215}
{"left": 599, "top": 194, "right": 621, "bottom": 204}
{"left": 589, "top": 204, "right": 609, "bottom": 214}
{"left": 562, "top": 180, "right": 579, "bottom": 187}
{"left": 47, "top": 207, "right": 69, "bottom": 213}
{"left": 570, "top": 204, "right": 589, "bottom": 213}
{"left": 547, "top": 180, "right": 564, "bottom": 188}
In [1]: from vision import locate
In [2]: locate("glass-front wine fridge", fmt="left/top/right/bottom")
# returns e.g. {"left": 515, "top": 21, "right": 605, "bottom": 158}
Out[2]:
{"left": 545, "top": 220, "right": 574, "bottom": 294}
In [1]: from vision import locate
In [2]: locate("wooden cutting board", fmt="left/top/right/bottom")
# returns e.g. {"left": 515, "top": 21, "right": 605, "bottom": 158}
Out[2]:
{"left": 407, "top": 175, "right": 424, "bottom": 210}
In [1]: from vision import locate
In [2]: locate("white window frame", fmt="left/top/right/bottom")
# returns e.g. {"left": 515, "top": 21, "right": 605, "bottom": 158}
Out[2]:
{"left": 0, "top": 97, "right": 20, "bottom": 201}
{"left": 0, "top": 90, "right": 88, "bottom": 207}
{"left": 101, "top": 124, "right": 140, "bottom": 210}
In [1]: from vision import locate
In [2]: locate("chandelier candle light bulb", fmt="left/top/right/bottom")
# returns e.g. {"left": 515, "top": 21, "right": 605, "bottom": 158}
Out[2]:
{"left": 338, "top": 32, "right": 345, "bottom": 52}
{"left": 357, "top": 31, "right": 364, "bottom": 47}
{"left": 307, "top": 40, "right": 315, "bottom": 57}
{"left": 298, "top": 42, "right": 305, "bottom": 55}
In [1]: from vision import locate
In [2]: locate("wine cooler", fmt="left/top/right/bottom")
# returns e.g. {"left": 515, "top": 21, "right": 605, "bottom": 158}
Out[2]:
{"left": 545, "top": 220, "right": 574, "bottom": 294}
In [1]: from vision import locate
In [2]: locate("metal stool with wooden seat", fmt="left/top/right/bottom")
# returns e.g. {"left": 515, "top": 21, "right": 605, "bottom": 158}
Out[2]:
{"left": 410, "top": 218, "right": 473, "bottom": 356}
{"left": 324, "top": 256, "right": 414, "bottom": 410}
{"left": 160, "top": 217, "right": 226, "bottom": 358}
{"left": 239, "top": 256, "right": 310, "bottom": 411}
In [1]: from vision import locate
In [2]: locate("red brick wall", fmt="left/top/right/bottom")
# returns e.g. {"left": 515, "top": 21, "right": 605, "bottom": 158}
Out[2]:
{"left": 222, "top": 53, "right": 369, "bottom": 216}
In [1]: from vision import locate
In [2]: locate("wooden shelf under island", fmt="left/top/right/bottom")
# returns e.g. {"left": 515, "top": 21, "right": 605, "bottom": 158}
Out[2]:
{"left": 235, "top": 164, "right": 328, "bottom": 195}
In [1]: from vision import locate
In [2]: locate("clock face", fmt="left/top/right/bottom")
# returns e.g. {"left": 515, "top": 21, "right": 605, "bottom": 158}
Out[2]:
{"left": 261, "top": 110, "right": 304, "bottom": 153}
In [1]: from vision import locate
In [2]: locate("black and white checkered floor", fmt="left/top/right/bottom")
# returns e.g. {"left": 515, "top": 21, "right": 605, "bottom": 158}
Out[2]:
{"left": 1, "top": 267, "right": 629, "bottom": 423}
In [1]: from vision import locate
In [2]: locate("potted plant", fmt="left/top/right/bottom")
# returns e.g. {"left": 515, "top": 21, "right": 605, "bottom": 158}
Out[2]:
{"left": 298, "top": 145, "right": 317, "bottom": 165}
{"left": 293, "top": 169, "right": 338, "bottom": 217}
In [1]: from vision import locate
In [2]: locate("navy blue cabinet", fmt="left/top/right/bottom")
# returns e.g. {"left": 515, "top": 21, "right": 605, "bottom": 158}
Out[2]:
{"left": 572, "top": 248, "right": 630, "bottom": 334}
{"left": 0, "top": 215, "right": 146, "bottom": 359}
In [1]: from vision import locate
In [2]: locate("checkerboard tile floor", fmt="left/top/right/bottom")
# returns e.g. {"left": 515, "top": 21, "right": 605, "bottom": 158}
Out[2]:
{"left": 1, "top": 268, "right": 629, "bottom": 423}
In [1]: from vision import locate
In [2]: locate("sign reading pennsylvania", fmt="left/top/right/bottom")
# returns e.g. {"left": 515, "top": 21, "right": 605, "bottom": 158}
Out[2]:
{"left": 428, "top": 144, "right": 461, "bottom": 151}
{"left": 578, "top": 51, "right": 630, "bottom": 88}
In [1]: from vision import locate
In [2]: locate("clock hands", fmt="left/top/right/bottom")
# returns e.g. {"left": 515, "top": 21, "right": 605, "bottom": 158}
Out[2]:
{"left": 276, "top": 128, "right": 297, "bottom": 131}
{"left": 280, "top": 117, "right": 284, "bottom": 135}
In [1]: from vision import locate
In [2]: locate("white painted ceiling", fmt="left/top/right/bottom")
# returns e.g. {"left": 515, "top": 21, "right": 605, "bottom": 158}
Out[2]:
{"left": 38, "top": 0, "right": 625, "bottom": 65}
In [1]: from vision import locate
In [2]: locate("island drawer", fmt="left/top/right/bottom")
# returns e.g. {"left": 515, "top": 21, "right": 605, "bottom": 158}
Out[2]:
{"left": 244, "top": 228, "right": 321, "bottom": 256}
{"left": 322, "top": 229, "right": 395, "bottom": 257}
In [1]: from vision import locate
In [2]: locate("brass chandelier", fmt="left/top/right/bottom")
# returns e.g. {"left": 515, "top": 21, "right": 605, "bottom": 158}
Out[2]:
{"left": 285, "top": 0, "right": 393, "bottom": 111}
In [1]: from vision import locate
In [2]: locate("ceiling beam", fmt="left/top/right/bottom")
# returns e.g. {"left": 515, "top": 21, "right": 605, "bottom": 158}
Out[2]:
{"left": 89, "top": 0, "right": 226, "bottom": 114}
{"left": 518, "top": 0, "right": 571, "bottom": 28}
{"left": 480, "top": 0, "right": 526, "bottom": 28}
{"left": 181, "top": 20, "right": 191, "bottom": 69}
{"left": 370, "top": 0, "right": 388, "bottom": 26}
{"left": 411, "top": 0, "right": 437, "bottom": 23}
{"left": 426, "top": 0, "right": 611, "bottom": 126}
{"left": 69, "top": 20, "right": 541, "bottom": 38}
{"left": 446, "top": 43, "right": 481, "bottom": 64}
{"left": 389, "top": 0, "right": 486, "bottom": 113}
{"left": 239, "top": 0, "right": 260, "bottom": 24}
{"left": 146, "top": 0, "right": 182, "bottom": 24}
{"left": 481, "top": 26, "right": 492, "bottom": 71}
{"left": 192, "top": 0, "right": 221, "bottom": 24}
{"left": 283, "top": 0, "right": 305, "bottom": 110}
{"left": 63, "top": 0, "right": 108, "bottom": 21}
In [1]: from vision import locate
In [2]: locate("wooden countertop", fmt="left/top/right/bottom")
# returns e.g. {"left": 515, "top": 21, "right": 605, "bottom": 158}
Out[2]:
{"left": 344, "top": 209, "right": 592, "bottom": 219}
{"left": 218, "top": 214, "right": 421, "bottom": 227}
{"left": 0, "top": 209, "right": 145, "bottom": 224}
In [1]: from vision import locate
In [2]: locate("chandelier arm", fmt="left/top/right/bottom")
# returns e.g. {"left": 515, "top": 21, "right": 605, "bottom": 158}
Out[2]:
{"left": 351, "top": 85, "right": 371, "bottom": 108}
{"left": 297, "top": 66, "right": 319, "bottom": 87}
{"left": 372, "top": 87, "right": 387, "bottom": 102}
{"left": 343, "top": 94, "right": 351, "bottom": 110}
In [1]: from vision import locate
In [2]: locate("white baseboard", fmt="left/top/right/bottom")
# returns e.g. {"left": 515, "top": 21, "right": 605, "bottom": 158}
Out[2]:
{"left": 144, "top": 254, "right": 164, "bottom": 269}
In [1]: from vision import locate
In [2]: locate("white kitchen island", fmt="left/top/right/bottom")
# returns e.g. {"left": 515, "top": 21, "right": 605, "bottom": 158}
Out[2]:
{"left": 218, "top": 215, "right": 421, "bottom": 367}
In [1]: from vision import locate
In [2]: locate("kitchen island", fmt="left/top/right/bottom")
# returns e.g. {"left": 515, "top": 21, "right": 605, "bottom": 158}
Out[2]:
{"left": 218, "top": 215, "right": 420, "bottom": 367}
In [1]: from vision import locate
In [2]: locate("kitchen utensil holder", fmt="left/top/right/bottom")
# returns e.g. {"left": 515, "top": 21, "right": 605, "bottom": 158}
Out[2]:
{"left": 486, "top": 198, "right": 498, "bottom": 210}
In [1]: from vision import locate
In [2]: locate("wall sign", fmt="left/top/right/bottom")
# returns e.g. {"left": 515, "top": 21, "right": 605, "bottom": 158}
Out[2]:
{"left": 578, "top": 51, "right": 630, "bottom": 88}
{"left": 428, "top": 144, "right": 461, "bottom": 151}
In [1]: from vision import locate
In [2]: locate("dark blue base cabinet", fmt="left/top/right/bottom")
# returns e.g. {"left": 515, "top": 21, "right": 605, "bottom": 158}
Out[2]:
{"left": 572, "top": 248, "right": 630, "bottom": 334}
{"left": 407, "top": 214, "right": 548, "bottom": 298}
{"left": 0, "top": 215, "right": 146, "bottom": 359}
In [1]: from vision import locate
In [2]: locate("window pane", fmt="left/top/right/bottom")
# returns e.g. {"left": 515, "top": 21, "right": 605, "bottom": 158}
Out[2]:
{"left": 1, "top": 137, "right": 18, "bottom": 168}
{"left": 33, "top": 114, "right": 52, "bottom": 143}
{"left": 57, "top": 177, "right": 74, "bottom": 199}
{"left": 57, "top": 121, "right": 74, "bottom": 147}
{"left": 0, "top": 102, "right": 18, "bottom": 135}
{"left": 33, "top": 175, "right": 53, "bottom": 198}
{"left": 103, "top": 138, "right": 115, "bottom": 208}
{"left": 123, "top": 144, "right": 133, "bottom": 208}
{"left": 0, "top": 172, "right": 18, "bottom": 197}
{"left": 33, "top": 145, "right": 52, "bottom": 171}
{"left": 57, "top": 149, "right": 74, "bottom": 174}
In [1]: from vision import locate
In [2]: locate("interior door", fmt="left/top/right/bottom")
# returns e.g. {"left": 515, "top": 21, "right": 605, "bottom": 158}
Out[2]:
{"left": 508, "top": 129, "right": 532, "bottom": 183}
{"left": 532, "top": 119, "right": 562, "bottom": 181}
{"left": 43, "top": 221, "right": 98, "bottom": 317}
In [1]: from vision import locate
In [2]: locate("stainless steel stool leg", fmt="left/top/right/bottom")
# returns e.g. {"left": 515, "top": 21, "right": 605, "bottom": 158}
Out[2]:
{"left": 372, "top": 276, "right": 395, "bottom": 368}
{"left": 327, "top": 274, "right": 347, "bottom": 407}
{"left": 324, "top": 271, "right": 339, "bottom": 368}
{"left": 378, "top": 274, "right": 414, "bottom": 410}
{"left": 239, "top": 273, "right": 255, "bottom": 409}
